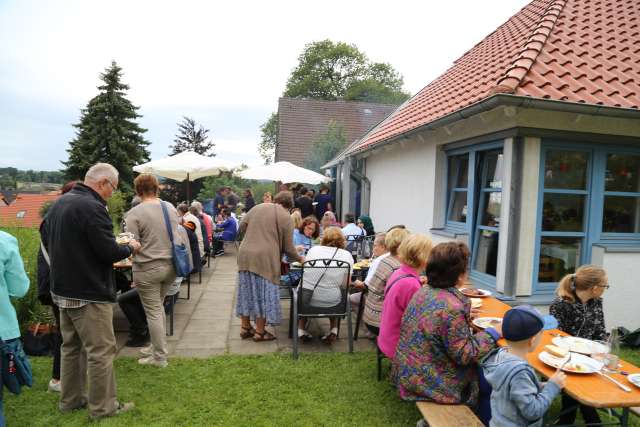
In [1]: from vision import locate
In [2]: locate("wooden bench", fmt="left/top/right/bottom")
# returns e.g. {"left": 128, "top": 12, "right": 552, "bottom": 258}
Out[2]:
{"left": 416, "top": 402, "right": 483, "bottom": 427}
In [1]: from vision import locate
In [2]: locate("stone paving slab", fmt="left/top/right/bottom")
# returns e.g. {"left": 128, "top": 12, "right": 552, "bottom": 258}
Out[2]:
{"left": 116, "top": 247, "right": 376, "bottom": 359}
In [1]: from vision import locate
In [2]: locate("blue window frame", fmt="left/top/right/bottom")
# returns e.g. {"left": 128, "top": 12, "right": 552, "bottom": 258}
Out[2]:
{"left": 533, "top": 141, "right": 640, "bottom": 293}
{"left": 445, "top": 141, "right": 504, "bottom": 288}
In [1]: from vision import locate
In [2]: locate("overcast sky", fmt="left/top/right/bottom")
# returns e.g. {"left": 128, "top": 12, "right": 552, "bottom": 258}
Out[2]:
{"left": 0, "top": 0, "right": 531, "bottom": 171}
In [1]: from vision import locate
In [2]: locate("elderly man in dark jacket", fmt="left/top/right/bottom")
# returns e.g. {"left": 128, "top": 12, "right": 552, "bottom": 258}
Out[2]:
{"left": 43, "top": 163, "right": 141, "bottom": 420}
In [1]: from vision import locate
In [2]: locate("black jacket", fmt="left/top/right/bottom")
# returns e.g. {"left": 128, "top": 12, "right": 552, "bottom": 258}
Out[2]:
{"left": 43, "top": 183, "right": 132, "bottom": 303}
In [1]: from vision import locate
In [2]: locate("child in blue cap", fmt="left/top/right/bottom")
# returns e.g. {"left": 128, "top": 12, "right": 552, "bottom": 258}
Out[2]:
{"left": 481, "top": 305, "right": 566, "bottom": 427}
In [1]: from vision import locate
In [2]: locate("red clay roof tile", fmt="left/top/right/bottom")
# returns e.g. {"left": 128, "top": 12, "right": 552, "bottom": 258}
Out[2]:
{"left": 0, "top": 193, "right": 59, "bottom": 228}
{"left": 350, "top": 0, "right": 640, "bottom": 153}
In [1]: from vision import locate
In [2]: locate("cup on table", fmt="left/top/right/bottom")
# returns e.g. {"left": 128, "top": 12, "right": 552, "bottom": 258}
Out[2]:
{"left": 603, "top": 353, "right": 620, "bottom": 373}
{"left": 591, "top": 340, "right": 610, "bottom": 364}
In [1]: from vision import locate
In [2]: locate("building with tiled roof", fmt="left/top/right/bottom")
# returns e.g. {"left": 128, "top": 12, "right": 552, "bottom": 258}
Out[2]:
{"left": 333, "top": 0, "right": 640, "bottom": 329}
{"left": 275, "top": 98, "right": 398, "bottom": 167}
{"left": 0, "top": 193, "right": 59, "bottom": 228}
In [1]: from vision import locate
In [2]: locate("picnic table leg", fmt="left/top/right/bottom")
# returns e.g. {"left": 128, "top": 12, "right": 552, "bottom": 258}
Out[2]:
{"left": 292, "top": 288, "right": 299, "bottom": 360}
{"left": 354, "top": 291, "right": 365, "bottom": 340}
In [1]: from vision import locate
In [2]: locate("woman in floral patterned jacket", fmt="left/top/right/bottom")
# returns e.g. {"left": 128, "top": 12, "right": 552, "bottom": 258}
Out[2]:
{"left": 393, "top": 242, "right": 501, "bottom": 410}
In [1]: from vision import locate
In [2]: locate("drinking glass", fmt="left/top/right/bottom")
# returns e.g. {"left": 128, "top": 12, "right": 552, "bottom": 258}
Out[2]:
{"left": 590, "top": 340, "right": 610, "bottom": 364}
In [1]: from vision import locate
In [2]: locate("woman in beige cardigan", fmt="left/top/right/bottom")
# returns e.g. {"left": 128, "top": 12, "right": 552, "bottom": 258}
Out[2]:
{"left": 236, "top": 191, "right": 303, "bottom": 341}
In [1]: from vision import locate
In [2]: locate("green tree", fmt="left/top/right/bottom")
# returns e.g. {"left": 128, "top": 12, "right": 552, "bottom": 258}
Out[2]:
{"left": 170, "top": 116, "right": 215, "bottom": 156}
{"left": 258, "top": 113, "right": 278, "bottom": 165}
{"left": 259, "top": 40, "right": 410, "bottom": 164}
{"left": 62, "top": 61, "right": 151, "bottom": 194}
{"left": 304, "top": 120, "right": 348, "bottom": 172}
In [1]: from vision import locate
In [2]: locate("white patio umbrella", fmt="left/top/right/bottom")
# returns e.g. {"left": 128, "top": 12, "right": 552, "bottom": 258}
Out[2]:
{"left": 133, "top": 151, "right": 234, "bottom": 201}
{"left": 239, "top": 161, "right": 331, "bottom": 185}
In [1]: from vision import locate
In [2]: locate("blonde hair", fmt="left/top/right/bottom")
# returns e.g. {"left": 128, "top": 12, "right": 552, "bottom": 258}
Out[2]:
{"left": 556, "top": 265, "right": 607, "bottom": 303}
{"left": 290, "top": 210, "right": 302, "bottom": 229}
{"left": 385, "top": 228, "right": 411, "bottom": 256}
{"left": 321, "top": 227, "right": 346, "bottom": 249}
{"left": 398, "top": 234, "right": 433, "bottom": 269}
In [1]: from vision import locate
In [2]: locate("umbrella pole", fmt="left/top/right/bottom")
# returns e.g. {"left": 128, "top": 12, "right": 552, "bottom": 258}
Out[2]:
{"left": 187, "top": 173, "right": 191, "bottom": 204}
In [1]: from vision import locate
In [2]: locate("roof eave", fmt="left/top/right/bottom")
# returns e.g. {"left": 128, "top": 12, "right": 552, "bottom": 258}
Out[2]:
{"left": 348, "top": 94, "right": 640, "bottom": 157}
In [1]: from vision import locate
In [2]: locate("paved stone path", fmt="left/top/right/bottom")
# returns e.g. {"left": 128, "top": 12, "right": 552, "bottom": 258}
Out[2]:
{"left": 115, "top": 247, "right": 375, "bottom": 358}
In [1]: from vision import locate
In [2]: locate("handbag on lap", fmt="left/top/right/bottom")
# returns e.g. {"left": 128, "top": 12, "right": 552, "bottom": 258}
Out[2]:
{"left": 160, "top": 202, "right": 193, "bottom": 277}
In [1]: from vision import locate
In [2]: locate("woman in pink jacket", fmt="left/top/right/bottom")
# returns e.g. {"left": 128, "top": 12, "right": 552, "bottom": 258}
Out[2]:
{"left": 378, "top": 234, "right": 433, "bottom": 358}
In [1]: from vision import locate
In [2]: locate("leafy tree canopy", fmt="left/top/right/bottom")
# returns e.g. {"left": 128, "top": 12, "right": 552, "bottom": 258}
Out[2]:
{"left": 304, "top": 120, "right": 348, "bottom": 173}
{"left": 170, "top": 116, "right": 215, "bottom": 157}
{"left": 259, "top": 40, "right": 410, "bottom": 164}
{"left": 62, "top": 61, "right": 151, "bottom": 195}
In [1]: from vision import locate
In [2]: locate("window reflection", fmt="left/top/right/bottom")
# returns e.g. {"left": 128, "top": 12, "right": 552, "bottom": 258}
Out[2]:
{"left": 544, "top": 151, "right": 589, "bottom": 190}
{"left": 473, "top": 230, "right": 499, "bottom": 275}
{"left": 542, "top": 194, "right": 585, "bottom": 232}
{"left": 538, "top": 237, "right": 582, "bottom": 282}
{"left": 606, "top": 154, "right": 640, "bottom": 193}
{"left": 603, "top": 196, "right": 640, "bottom": 233}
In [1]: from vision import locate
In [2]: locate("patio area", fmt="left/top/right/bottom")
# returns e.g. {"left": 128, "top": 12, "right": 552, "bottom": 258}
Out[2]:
{"left": 113, "top": 246, "right": 376, "bottom": 358}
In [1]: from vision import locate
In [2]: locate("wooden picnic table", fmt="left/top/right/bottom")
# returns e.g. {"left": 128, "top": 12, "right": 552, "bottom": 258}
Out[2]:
{"left": 480, "top": 296, "right": 640, "bottom": 425}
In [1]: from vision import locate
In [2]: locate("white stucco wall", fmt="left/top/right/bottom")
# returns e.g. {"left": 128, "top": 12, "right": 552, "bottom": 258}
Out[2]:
{"left": 592, "top": 247, "right": 640, "bottom": 330}
{"left": 366, "top": 137, "right": 437, "bottom": 233}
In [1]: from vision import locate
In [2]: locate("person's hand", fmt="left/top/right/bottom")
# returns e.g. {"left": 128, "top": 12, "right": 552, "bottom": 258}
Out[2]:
{"left": 419, "top": 275, "right": 427, "bottom": 285}
{"left": 470, "top": 307, "right": 482, "bottom": 319}
{"left": 549, "top": 370, "right": 567, "bottom": 389}
{"left": 353, "top": 279, "right": 365, "bottom": 290}
{"left": 298, "top": 256, "right": 306, "bottom": 263}
{"left": 128, "top": 239, "right": 141, "bottom": 254}
{"left": 295, "top": 245, "right": 304, "bottom": 252}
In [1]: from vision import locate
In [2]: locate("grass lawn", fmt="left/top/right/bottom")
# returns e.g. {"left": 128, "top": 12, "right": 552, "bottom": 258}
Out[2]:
{"left": 5, "top": 349, "right": 640, "bottom": 426}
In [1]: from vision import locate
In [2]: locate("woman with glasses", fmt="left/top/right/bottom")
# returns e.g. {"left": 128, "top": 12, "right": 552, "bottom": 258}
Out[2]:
{"left": 549, "top": 265, "right": 609, "bottom": 426}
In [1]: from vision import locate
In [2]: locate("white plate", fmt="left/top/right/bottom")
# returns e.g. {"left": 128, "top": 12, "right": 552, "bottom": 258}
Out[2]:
{"left": 538, "top": 351, "right": 603, "bottom": 374}
{"left": 470, "top": 298, "right": 483, "bottom": 309}
{"left": 472, "top": 317, "right": 502, "bottom": 329}
{"left": 460, "top": 288, "right": 492, "bottom": 298}
{"left": 628, "top": 373, "right": 640, "bottom": 388}
{"left": 551, "top": 336, "right": 609, "bottom": 355}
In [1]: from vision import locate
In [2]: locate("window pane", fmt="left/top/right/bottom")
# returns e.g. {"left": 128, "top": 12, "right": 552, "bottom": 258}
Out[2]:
{"left": 473, "top": 230, "right": 499, "bottom": 276}
{"left": 542, "top": 194, "right": 585, "bottom": 232}
{"left": 448, "top": 155, "right": 469, "bottom": 189}
{"left": 538, "top": 237, "right": 582, "bottom": 282}
{"left": 448, "top": 191, "right": 467, "bottom": 223}
{"left": 605, "top": 154, "right": 640, "bottom": 193}
{"left": 603, "top": 196, "right": 640, "bottom": 233}
{"left": 483, "top": 151, "right": 504, "bottom": 189}
{"left": 544, "top": 150, "right": 589, "bottom": 190}
{"left": 479, "top": 192, "right": 501, "bottom": 226}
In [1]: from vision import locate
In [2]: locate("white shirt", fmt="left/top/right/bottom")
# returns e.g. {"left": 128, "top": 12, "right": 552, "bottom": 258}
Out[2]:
{"left": 301, "top": 245, "right": 354, "bottom": 308}
{"left": 341, "top": 223, "right": 364, "bottom": 239}
{"left": 364, "top": 252, "right": 390, "bottom": 286}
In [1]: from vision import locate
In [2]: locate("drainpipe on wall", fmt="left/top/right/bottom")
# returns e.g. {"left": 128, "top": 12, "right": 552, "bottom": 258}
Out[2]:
{"left": 350, "top": 168, "right": 371, "bottom": 216}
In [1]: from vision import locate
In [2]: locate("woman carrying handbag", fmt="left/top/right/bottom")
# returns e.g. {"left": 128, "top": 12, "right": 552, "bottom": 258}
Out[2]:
{"left": 0, "top": 230, "right": 32, "bottom": 427}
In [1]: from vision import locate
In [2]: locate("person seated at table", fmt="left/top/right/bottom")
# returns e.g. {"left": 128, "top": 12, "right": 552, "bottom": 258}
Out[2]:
{"left": 116, "top": 270, "right": 150, "bottom": 347}
{"left": 362, "top": 228, "right": 410, "bottom": 337}
{"left": 341, "top": 212, "right": 364, "bottom": 246}
{"left": 212, "top": 208, "right": 238, "bottom": 257}
{"left": 319, "top": 211, "right": 339, "bottom": 239}
{"left": 190, "top": 203, "right": 210, "bottom": 263}
{"left": 297, "top": 227, "right": 353, "bottom": 343}
{"left": 482, "top": 305, "right": 566, "bottom": 427}
{"left": 357, "top": 215, "right": 375, "bottom": 236}
{"left": 290, "top": 209, "right": 303, "bottom": 230}
{"left": 182, "top": 220, "right": 201, "bottom": 273}
{"left": 349, "top": 232, "right": 387, "bottom": 318}
{"left": 378, "top": 234, "right": 433, "bottom": 359}
{"left": 549, "top": 265, "right": 608, "bottom": 426}
{"left": 281, "top": 216, "right": 320, "bottom": 286}
{"left": 392, "top": 242, "right": 501, "bottom": 420}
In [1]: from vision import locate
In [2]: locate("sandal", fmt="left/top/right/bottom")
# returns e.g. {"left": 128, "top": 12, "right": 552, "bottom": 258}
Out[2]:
{"left": 321, "top": 332, "right": 338, "bottom": 344}
{"left": 240, "top": 326, "right": 256, "bottom": 339}
{"left": 298, "top": 331, "right": 313, "bottom": 343}
{"left": 253, "top": 330, "right": 277, "bottom": 342}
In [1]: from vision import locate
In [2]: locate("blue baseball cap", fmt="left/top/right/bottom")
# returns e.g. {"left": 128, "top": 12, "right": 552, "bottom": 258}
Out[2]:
{"left": 502, "top": 305, "right": 556, "bottom": 341}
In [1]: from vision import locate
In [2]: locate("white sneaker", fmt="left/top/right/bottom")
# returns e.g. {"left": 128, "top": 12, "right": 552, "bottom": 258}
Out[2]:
{"left": 139, "top": 344, "right": 153, "bottom": 357}
{"left": 137, "top": 355, "right": 168, "bottom": 368}
{"left": 48, "top": 379, "right": 61, "bottom": 392}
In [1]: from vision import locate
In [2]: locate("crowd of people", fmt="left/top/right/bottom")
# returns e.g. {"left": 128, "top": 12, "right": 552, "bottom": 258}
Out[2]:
{"left": 0, "top": 160, "right": 614, "bottom": 426}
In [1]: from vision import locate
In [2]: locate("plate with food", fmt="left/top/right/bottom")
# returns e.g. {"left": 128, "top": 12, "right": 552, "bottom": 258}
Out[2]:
{"left": 460, "top": 288, "right": 492, "bottom": 298}
{"left": 116, "top": 232, "right": 134, "bottom": 245}
{"left": 538, "top": 350, "right": 603, "bottom": 374}
{"left": 470, "top": 298, "right": 483, "bottom": 309}
{"left": 551, "top": 336, "right": 609, "bottom": 355}
{"left": 472, "top": 317, "right": 502, "bottom": 329}
{"left": 628, "top": 373, "right": 640, "bottom": 388}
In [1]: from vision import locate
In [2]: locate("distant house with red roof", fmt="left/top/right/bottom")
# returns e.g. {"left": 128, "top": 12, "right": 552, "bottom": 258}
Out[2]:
{"left": 330, "top": 0, "right": 640, "bottom": 328}
{"left": 0, "top": 193, "right": 59, "bottom": 228}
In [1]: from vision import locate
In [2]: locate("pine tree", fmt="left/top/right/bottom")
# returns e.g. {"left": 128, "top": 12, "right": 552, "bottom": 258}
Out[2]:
{"left": 170, "top": 116, "right": 215, "bottom": 156}
{"left": 62, "top": 61, "right": 151, "bottom": 193}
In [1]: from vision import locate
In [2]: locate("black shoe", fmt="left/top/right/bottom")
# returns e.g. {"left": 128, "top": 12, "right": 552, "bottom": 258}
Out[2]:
{"left": 214, "top": 250, "right": 225, "bottom": 257}
{"left": 125, "top": 334, "right": 150, "bottom": 347}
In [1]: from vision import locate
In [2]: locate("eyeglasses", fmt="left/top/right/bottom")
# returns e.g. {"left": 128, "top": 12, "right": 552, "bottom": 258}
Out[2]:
{"left": 105, "top": 180, "right": 117, "bottom": 191}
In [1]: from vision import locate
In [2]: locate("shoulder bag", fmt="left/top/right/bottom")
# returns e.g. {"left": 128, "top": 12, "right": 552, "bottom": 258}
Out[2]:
{"left": 0, "top": 338, "right": 33, "bottom": 395}
{"left": 160, "top": 202, "right": 193, "bottom": 277}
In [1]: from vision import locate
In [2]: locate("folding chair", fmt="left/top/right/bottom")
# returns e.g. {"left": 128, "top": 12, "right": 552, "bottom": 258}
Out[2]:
{"left": 164, "top": 294, "right": 177, "bottom": 336}
{"left": 290, "top": 258, "right": 353, "bottom": 359}
{"left": 346, "top": 234, "right": 365, "bottom": 262}
{"left": 177, "top": 275, "right": 190, "bottom": 300}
